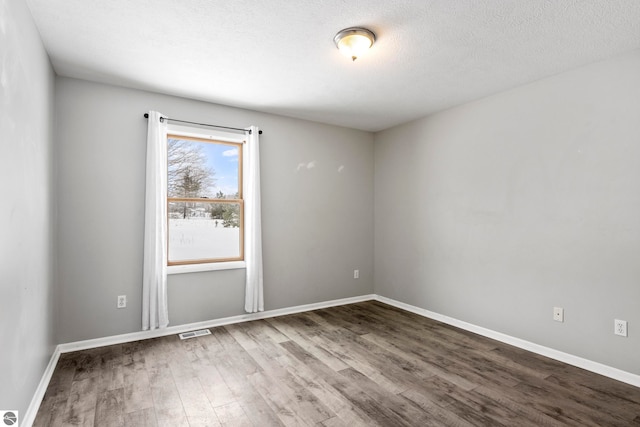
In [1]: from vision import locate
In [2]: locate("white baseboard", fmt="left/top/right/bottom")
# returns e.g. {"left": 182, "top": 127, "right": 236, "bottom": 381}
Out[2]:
{"left": 373, "top": 295, "right": 640, "bottom": 388}
{"left": 22, "top": 346, "right": 61, "bottom": 427}
{"left": 26, "top": 292, "right": 639, "bottom": 426}
{"left": 58, "top": 294, "right": 376, "bottom": 353}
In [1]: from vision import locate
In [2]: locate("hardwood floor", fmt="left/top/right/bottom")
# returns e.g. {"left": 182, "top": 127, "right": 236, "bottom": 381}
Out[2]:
{"left": 34, "top": 301, "right": 640, "bottom": 426}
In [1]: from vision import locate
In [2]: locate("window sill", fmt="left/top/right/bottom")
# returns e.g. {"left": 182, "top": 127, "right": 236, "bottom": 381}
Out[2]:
{"left": 167, "top": 261, "right": 246, "bottom": 275}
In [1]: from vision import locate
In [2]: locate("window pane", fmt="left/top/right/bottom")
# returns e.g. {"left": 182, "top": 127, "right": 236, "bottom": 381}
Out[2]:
{"left": 168, "top": 202, "right": 241, "bottom": 262}
{"left": 167, "top": 137, "right": 240, "bottom": 199}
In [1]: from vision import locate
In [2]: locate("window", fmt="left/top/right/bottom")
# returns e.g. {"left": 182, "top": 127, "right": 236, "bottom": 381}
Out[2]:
{"left": 166, "top": 130, "right": 244, "bottom": 266}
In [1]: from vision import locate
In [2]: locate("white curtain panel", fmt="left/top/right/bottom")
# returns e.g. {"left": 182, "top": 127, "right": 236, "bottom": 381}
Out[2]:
{"left": 244, "top": 126, "right": 264, "bottom": 313}
{"left": 142, "top": 111, "right": 169, "bottom": 330}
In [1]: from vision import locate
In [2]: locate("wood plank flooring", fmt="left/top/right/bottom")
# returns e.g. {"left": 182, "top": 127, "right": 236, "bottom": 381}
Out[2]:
{"left": 34, "top": 301, "right": 640, "bottom": 426}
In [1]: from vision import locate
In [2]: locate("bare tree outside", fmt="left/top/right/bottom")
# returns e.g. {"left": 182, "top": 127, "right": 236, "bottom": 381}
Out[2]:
{"left": 167, "top": 138, "right": 216, "bottom": 218}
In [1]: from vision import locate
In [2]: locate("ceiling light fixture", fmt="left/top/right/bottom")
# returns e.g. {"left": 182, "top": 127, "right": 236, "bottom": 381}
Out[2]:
{"left": 333, "top": 27, "right": 376, "bottom": 61}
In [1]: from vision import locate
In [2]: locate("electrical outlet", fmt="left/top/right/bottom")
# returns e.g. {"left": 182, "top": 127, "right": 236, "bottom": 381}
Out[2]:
{"left": 117, "top": 295, "right": 127, "bottom": 309}
{"left": 614, "top": 319, "right": 627, "bottom": 337}
{"left": 553, "top": 307, "right": 564, "bottom": 322}
{"left": 353, "top": 269, "right": 359, "bottom": 279}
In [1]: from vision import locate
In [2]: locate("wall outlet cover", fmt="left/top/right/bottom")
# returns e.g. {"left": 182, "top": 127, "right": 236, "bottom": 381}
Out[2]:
{"left": 614, "top": 319, "right": 627, "bottom": 337}
{"left": 117, "top": 295, "right": 127, "bottom": 309}
{"left": 553, "top": 307, "right": 564, "bottom": 322}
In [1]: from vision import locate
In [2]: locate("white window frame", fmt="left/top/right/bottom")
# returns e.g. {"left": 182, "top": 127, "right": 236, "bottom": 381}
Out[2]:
{"left": 166, "top": 124, "right": 246, "bottom": 275}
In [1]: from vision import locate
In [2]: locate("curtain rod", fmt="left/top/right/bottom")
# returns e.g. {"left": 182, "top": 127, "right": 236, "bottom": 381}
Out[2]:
{"left": 143, "top": 113, "right": 262, "bottom": 135}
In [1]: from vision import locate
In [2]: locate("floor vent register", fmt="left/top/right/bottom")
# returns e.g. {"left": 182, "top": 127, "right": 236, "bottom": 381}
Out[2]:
{"left": 178, "top": 329, "right": 211, "bottom": 340}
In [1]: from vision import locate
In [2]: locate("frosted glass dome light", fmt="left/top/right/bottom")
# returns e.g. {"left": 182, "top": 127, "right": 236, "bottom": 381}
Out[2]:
{"left": 334, "top": 27, "right": 376, "bottom": 61}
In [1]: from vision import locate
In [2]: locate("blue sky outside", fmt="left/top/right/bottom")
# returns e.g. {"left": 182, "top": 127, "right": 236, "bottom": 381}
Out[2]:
{"left": 201, "top": 141, "right": 239, "bottom": 197}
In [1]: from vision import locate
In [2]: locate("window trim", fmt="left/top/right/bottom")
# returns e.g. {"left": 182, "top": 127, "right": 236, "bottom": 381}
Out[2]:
{"left": 167, "top": 260, "right": 246, "bottom": 275}
{"left": 165, "top": 126, "right": 246, "bottom": 272}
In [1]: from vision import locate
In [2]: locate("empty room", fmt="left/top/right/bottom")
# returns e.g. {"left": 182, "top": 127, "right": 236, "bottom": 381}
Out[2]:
{"left": 1, "top": 0, "right": 640, "bottom": 425}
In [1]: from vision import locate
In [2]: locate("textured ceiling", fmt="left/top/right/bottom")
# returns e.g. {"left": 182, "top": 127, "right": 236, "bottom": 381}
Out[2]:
{"left": 25, "top": 0, "right": 640, "bottom": 131}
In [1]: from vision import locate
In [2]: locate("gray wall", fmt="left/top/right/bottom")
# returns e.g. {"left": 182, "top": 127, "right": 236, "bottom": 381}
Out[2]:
{"left": 374, "top": 50, "right": 640, "bottom": 374}
{"left": 0, "top": 0, "right": 56, "bottom": 415}
{"left": 55, "top": 77, "right": 374, "bottom": 343}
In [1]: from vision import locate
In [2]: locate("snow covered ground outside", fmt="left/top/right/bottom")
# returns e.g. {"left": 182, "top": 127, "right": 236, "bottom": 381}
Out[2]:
{"left": 169, "top": 218, "right": 240, "bottom": 261}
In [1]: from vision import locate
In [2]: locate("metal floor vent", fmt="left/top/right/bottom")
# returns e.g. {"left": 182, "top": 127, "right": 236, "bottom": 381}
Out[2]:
{"left": 179, "top": 329, "right": 211, "bottom": 340}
